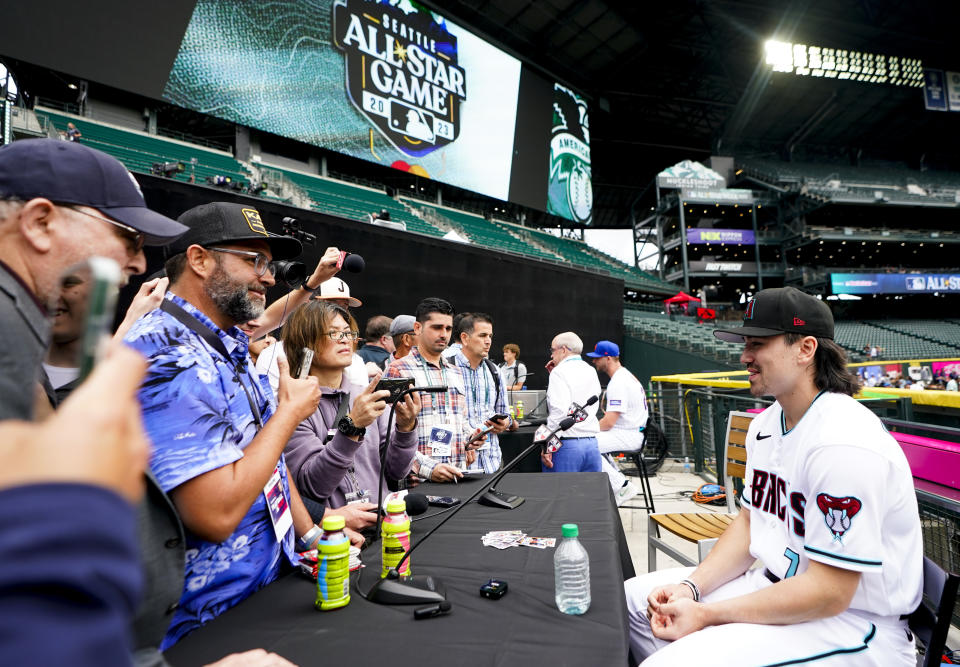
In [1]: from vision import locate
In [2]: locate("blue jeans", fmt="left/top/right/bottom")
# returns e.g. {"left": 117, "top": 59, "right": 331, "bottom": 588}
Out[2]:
{"left": 543, "top": 436, "right": 602, "bottom": 473}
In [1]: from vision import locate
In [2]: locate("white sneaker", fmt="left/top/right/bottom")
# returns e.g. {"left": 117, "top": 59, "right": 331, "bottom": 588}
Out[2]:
{"left": 615, "top": 481, "right": 640, "bottom": 507}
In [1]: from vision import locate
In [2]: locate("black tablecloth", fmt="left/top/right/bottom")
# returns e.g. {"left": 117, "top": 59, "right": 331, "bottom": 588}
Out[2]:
{"left": 497, "top": 425, "right": 542, "bottom": 473}
{"left": 165, "top": 473, "right": 633, "bottom": 667}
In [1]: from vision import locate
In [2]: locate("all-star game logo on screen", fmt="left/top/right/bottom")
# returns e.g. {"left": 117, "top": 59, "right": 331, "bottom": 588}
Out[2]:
{"left": 333, "top": 0, "right": 467, "bottom": 158}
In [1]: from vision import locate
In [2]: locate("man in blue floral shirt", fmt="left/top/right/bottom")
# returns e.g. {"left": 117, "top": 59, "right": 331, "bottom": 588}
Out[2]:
{"left": 125, "top": 202, "right": 326, "bottom": 649}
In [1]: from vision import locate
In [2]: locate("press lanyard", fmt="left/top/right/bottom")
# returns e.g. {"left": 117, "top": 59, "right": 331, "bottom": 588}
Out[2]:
{"left": 160, "top": 299, "right": 263, "bottom": 429}
{"left": 466, "top": 362, "right": 490, "bottom": 412}
{"left": 419, "top": 353, "right": 448, "bottom": 409}
{"left": 315, "top": 390, "right": 365, "bottom": 497}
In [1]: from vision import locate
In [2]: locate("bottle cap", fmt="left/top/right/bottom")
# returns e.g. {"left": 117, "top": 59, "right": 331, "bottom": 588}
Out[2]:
{"left": 386, "top": 499, "right": 407, "bottom": 514}
{"left": 322, "top": 515, "right": 346, "bottom": 531}
{"left": 561, "top": 523, "right": 579, "bottom": 538}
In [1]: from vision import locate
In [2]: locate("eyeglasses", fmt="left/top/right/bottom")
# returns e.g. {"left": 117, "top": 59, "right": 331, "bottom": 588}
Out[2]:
{"left": 62, "top": 205, "right": 145, "bottom": 254}
{"left": 206, "top": 247, "right": 275, "bottom": 277}
{"left": 549, "top": 345, "right": 567, "bottom": 354}
{"left": 324, "top": 330, "right": 360, "bottom": 342}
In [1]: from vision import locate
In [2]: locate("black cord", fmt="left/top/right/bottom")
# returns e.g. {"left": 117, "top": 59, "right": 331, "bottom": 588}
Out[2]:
{"left": 411, "top": 501, "right": 472, "bottom": 522}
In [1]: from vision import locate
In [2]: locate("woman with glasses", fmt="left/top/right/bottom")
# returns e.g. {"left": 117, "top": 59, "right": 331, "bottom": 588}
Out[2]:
{"left": 282, "top": 301, "right": 421, "bottom": 540}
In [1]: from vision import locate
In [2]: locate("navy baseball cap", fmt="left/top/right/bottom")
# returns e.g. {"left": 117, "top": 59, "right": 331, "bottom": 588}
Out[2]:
{"left": 168, "top": 202, "right": 302, "bottom": 260}
{"left": 0, "top": 138, "right": 187, "bottom": 245}
{"left": 586, "top": 340, "right": 620, "bottom": 358}
{"left": 714, "top": 287, "right": 834, "bottom": 343}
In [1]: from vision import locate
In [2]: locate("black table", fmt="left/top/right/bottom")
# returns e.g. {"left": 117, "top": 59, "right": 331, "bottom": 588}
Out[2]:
{"left": 498, "top": 425, "right": 542, "bottom": 473}
{"left": 166, "top": 473, "right": 634, "bottom": 667}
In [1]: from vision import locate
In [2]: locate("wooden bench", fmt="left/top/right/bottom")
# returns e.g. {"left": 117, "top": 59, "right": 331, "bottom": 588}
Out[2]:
{"left": 647, "top": 411, "right": 752, "bottom": 570}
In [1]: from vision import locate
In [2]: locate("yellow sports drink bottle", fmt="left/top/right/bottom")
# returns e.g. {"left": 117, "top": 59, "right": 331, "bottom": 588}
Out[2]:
{"left": 381, "top": 499, "right": 411, "bottom": 578}
{"left": 315, "top": 515, "right": 351, "bottom": 610}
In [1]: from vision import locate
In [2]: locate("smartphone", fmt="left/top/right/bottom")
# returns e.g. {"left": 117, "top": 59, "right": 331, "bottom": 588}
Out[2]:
{"left": 425, "top": 495, "right": 461, "bottom": 508}
{"left": 375, "top": 377, "right": 415, "bottom": 404}
{"left": 489, "top": 413, "right": 509, "bottom": 423}
{"left": 69, "top": 258, "right": 122, "bottom": 382}
{"left": 298, "top": 347, "right": 314, "bottom": 379}
{"left": 466, "top": 424, "right": 495, "bottom": 445}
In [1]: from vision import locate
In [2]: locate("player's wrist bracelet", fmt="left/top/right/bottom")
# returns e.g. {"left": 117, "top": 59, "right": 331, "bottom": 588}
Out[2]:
{"left": 679, "top": 578, "right": 701, "bottom": 602}
{"left": 296, "top": 524, "right": 322, "bottom": 551}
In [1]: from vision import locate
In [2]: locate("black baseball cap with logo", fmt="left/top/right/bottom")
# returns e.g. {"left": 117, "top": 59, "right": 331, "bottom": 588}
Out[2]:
{"left": 713, "top": 287, "right": 834, "bottom": 343}
{"left": 167, "top": 202, "right": 302, "bottom": 260}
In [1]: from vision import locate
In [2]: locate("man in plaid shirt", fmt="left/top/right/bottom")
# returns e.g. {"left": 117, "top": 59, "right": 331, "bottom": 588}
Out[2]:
{"left": 386, "top": 297, "right": 483, "bottom": 482}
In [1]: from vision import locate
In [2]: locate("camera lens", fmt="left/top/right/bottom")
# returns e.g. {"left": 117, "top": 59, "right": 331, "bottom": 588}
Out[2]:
{"left": 273, "top": 260, "right": 306, "bottom": 288}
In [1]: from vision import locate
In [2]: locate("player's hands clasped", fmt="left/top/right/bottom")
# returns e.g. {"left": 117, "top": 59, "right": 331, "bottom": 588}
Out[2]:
{"left": 646, "top": 583, "right": 704, "bottom": 641}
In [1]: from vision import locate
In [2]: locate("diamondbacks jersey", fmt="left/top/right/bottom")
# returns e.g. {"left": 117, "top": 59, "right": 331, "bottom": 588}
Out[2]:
{"left": 742, "top": 391, "right": 922, "bottom": 617}
{"left": 604, "top": 366, "right": 648, "bottom": 430}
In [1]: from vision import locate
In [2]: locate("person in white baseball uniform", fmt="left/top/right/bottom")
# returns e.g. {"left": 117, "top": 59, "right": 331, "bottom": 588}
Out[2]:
{"left": 586, "top": 340, "right": 648, "bottom": 505}
{"left": 625, "top": 287, "right": 922, "bottom": 666}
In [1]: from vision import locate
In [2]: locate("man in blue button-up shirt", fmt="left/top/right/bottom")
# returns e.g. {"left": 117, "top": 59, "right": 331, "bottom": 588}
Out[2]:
{"left": 453, "top": 312, "right": 516, "bottom": 472}
{"left": 125, "top": 202, "right": 324, "bottom": 649}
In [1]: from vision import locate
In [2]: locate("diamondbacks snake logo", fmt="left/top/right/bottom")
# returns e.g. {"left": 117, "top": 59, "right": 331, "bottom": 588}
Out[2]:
{"left": 816, "top": 493, "right": 862, "bottom": 542}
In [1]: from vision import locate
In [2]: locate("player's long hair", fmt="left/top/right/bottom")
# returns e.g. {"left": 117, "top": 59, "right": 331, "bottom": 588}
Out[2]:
{"left": 785, "top": 333, "right": 860, "bottom": 396}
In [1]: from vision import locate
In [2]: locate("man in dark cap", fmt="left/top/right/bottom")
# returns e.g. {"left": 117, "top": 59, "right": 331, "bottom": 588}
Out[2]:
{"left": 0, "top": 138, "right": 186, "bottom": 420}
{"left": 625, "top": 287, "right": 922, "bottom": 666}
{"left": 123, "top": 202, "right": 325, "bottom": 649}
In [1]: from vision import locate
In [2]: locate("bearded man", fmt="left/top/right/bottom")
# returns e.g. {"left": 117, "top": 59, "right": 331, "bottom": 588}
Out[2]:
{"left": 124, "top": 202, "right": 328, "bottom": 649}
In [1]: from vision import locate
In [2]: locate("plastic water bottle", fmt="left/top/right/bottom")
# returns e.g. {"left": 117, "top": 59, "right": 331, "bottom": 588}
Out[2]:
{"left": 554, "top": 523, "right": 590, "bottom": 615}
{"left": 314, "top": 515, "right": 350, "bottom": 611}
{"left": 381, "top": 498, "right": 411, "bottom": 578}
{"left": 683, "top": 457, "right": 691, "bottom": 474}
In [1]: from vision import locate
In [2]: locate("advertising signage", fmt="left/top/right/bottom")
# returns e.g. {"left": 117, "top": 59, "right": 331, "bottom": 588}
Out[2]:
{"left": 832, "top": 273, "right": 960, "bottom": 294}
{"left": 164, "top": 0, "right": 591, "bottom": 222}
{"left": 686, "top": 229, "right": 755, "bottom": 245}
{"left": 0, "top": 0, "right": 591, "bottom": 223}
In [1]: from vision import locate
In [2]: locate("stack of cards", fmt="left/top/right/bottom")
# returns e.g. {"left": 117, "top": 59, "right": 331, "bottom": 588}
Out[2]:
{"left": 481, "top": 530, "right": 557, "bottom": 550}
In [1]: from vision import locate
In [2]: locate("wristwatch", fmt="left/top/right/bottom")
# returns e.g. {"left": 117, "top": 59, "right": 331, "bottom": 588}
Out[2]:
{"left": 337, "top": 414, "right": 366, "bottom": 438}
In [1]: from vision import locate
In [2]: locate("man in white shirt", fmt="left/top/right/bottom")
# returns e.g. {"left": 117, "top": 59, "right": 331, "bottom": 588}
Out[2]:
{"left": 540, "top": 331, "right": 602, "bottom": 473}
{"left": 586, "top": 340, "right": 647, "bottom": 505}
{"left": 624, "top": 287, "right": 922, "bottom": 666}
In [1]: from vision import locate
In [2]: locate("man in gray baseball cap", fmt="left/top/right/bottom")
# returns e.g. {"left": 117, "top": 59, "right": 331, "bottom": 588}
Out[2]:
{"left": 0, "top": 138, "right": 187, "bottom": 420}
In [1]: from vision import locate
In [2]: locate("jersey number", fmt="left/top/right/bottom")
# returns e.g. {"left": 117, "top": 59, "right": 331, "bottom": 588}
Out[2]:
{"left": 782, "top": 548, "right": 799, "bottom": 578}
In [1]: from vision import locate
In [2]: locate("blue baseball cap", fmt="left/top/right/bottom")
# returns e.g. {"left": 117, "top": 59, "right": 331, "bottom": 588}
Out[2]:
{"left": 586, "top": 340, "right": 620, "bottom": 358}
{"left": 0, "top": 138, "right": 187, "bottom": 245}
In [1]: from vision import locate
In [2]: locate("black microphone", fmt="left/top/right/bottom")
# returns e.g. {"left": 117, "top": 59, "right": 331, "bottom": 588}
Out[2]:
{"left": 342, "top": 253, "right": 365, "bottom": 273}
{"left": 403, "top": 493, "right": 430, "bottom": 516}
{"left": 409, "top": 385, "right": 448, "bottom": 393}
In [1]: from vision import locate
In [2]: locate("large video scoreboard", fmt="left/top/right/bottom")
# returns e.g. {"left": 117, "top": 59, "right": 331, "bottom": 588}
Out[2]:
{"left": 1, "top": 0, "right": 592, "bottom": 224}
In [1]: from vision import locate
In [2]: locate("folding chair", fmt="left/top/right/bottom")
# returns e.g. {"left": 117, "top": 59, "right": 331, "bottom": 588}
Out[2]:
{"left": 647, "top": 410, "right": 752, "bottom": 570}
{"left": 908, "top": 556, "right": 959, "bottom": 667}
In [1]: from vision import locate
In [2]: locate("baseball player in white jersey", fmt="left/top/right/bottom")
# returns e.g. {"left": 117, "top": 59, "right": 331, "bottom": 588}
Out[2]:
{"left": 586, "top": 340, "right": 649, "bottom": 503}
{"left": 624, "top": 287, "right": 923, "bottom": 666}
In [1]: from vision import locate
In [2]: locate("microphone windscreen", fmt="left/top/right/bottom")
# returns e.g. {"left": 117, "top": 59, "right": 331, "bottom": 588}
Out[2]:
{"left": 585, "top": 395, "right": 599, "bottom": 406}
{"left": 343, "top": 253, "right": 365, "bottom": 273}
{"left": 559, "top": 416, "right": 577, "bottom": 430}
{"left": 404, "top": 493, "right": 430, "bottom": 516}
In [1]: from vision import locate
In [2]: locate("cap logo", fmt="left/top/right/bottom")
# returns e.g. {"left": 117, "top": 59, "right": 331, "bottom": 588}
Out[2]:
{"left": 241, "top": 208, "right": 268, "bottom": 236}
{"left": 793, "top": 317, "right": 805, "bottom": 326}
{"left": 743, "top": 299, "right": 756, "bottom": 321}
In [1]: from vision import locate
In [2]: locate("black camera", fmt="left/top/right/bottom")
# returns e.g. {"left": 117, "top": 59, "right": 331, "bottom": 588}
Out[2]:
{"left": 272, "top": 260, "right": 306, "bottom": 289}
